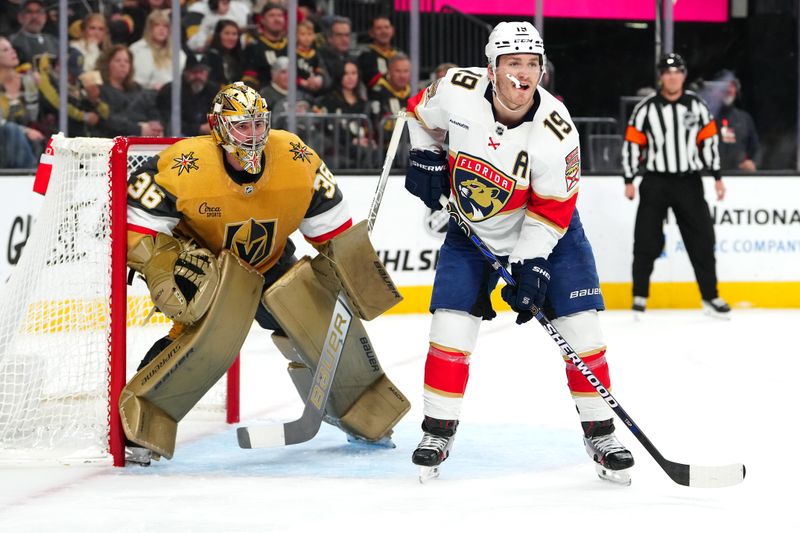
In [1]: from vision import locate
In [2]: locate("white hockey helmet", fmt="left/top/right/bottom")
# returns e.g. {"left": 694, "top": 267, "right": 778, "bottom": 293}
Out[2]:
{"left": 485, "top": 21, "right": 545, "bottom": 73}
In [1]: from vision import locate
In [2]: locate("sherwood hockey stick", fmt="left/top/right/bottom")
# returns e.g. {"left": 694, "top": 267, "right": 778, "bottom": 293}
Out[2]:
{"left": 441, "top": 198, "right": 745, "bottom": 488}
{"left": 237, "top": 113, "right": 408, "bottom": 449}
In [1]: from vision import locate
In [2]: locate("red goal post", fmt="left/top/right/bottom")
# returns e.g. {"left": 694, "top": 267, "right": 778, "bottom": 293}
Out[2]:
{"left": 0, "top": 135, "right": 239, "bottom": 467}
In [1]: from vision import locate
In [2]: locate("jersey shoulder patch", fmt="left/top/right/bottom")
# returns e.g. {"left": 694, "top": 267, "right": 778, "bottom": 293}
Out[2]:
{"left": 155, "top": 136, "right": 220, "bottom": 193}
{"left": 266, "top": 129, "right": 321, "bottom": 185}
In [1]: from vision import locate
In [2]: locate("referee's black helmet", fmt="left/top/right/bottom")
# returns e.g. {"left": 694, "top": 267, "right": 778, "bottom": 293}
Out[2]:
{"left": 658, "top": 53, "right": 687, "bottom": 73}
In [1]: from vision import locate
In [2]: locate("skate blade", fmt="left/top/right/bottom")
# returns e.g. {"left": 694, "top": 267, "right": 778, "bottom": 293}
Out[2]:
{"left": 419, "top": 465, "right": 441, "bottom": 484}
{"left": 632, "top": 310, "right": 645, "bottom": 322}
{"left": 595, "top": 463, "right": 632, "bottom": 486}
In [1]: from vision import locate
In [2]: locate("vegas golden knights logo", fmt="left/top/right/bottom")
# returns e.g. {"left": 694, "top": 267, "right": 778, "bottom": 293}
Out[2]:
{"left": 224, "top": 218, "right": 277, "bottom": 269}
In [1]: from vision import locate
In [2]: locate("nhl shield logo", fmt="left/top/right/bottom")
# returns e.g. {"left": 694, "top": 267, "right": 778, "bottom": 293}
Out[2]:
{"left": 224, "top": 218, "right": 277, "bottom": 269}
{"left": 453, "top": 154, "right": 515, "bottom": 221}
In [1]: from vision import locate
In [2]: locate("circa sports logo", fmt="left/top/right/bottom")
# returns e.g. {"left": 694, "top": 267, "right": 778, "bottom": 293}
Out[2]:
{"left": 452, "top": 153, "right": 516, "bottom": 221}
{"left": 224, "top": 218, "right": 277, "bottom": 269}
{"left": 198, "top": 202, "right": 221, "bottom": 218}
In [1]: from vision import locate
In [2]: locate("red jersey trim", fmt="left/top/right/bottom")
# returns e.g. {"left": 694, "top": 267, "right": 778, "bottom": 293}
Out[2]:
{"left": 503, "top": 188, "right": 529, "bottom": 212}
{"left": 527, "top": 189, "right": 578, "bottom": 231}
{"left": 367, "top": 72, "right": 383, "bottom": 89}
{"left": 406, "top": 86, "right": 427, "bottom": 116}
{"left": 127, "top": 223, "right": 158, "bottom": 238}
{"left": 304, "top": 218, "right": 353, "bottom": 244}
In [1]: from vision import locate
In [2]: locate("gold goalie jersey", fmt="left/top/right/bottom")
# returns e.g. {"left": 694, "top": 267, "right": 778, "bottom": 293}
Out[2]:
{"left": 126, "top": 131, "right": 352, "bottom": 273}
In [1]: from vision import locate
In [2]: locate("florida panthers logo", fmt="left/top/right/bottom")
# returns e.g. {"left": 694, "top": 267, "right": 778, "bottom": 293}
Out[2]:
{"left": 224, "top": 218, "right": 277, "bottom": 269}
{"left": 453, "top": 154, "right": 515, "bottom": 221}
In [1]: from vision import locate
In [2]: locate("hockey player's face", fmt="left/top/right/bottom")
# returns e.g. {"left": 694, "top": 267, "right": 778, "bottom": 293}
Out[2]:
{"left": 230, "top": 117, "right": 269, "bottom": 146}
{"left": 495, "top": 54, "right": 541, "bottom": 108}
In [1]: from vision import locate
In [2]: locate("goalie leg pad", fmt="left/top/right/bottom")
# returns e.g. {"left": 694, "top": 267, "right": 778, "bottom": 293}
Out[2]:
{"left": 119, "top": 251, "right": 263, "bottom": 459}
{"left": 310, "top": 220, "right": 403, "bottom": 321}
{"left": 264, "top": 258, "right": 410, "bottom": 441}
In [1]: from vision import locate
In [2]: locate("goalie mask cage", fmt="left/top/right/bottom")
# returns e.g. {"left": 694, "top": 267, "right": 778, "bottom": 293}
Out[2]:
{"left": 0, "top": 135, "right": 240, "bottom": 467}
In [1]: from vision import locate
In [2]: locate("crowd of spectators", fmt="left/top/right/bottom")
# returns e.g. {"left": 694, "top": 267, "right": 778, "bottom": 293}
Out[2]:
{"left": 0, "top": 0, "right": 764, "bottom": 172}
{"left": 0, "top": 0, "right": 422, "bottom": 169}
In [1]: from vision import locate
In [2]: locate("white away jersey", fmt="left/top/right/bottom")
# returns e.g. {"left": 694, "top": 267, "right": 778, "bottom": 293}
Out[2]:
{"left": 407, "top": 67, "right": 580, "bottom": 262}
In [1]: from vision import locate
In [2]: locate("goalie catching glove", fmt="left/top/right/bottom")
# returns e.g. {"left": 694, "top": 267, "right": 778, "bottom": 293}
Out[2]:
{"left": 128, "top": 234, "right": 220, "bottom": 324}
{"left": 500, "top": 257, "right": 551, "bottom": 324}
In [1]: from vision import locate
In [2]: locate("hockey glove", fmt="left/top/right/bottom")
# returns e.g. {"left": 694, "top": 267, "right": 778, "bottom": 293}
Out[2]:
{"left": 500, "top": 257, "right": 552, "bottom": 325}
{"left": 405, "top": 149, "right": 450, "bottom": 210}
{"left": 130, "top": 234, "right": 221, "bottom": 325}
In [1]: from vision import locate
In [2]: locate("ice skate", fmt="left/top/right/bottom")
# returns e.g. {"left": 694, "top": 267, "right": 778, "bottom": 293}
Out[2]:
{"left": 412, "top": 416, "right": 457, "bottom": 483}
{"left": 632, "top": 296, "right": 647, "bottom": 321}
{"left": 125, "top": 444, "right": 155, "bottom": 467}
{"left": 702, "top": 297, "right": 731, "bottom": 320}
{"left": 582, "top": 420, "right": 634, "bottom": 485}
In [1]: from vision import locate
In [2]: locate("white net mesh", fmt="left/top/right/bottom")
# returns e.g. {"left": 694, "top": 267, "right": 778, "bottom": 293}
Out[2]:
{"left": 0, "top": 135, "right": 230, "bottom": 464}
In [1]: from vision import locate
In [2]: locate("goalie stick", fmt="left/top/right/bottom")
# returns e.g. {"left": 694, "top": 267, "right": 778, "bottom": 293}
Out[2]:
{"left": 440, "top": 198, "right": 745, "bottom": 488}
{"left": 237, "top": 112, "right": 408, "bottom": 449}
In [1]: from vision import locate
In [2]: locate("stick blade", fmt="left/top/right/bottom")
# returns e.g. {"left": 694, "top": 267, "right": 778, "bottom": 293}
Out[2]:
{"left": 689, "top": 463, "right": 746, "bottom": 488}
{"left": 237, "top": 424, "right": 286, "bottom": 449}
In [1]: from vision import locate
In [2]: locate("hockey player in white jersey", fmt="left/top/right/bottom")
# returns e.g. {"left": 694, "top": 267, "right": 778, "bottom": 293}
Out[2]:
{"left": 404, "top": 21, "right": 634, "bottom": 483}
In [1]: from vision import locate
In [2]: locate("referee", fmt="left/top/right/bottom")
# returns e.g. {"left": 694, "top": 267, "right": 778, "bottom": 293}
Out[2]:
{"left": 621, "top": 53, "right": 730, "bottom": 319}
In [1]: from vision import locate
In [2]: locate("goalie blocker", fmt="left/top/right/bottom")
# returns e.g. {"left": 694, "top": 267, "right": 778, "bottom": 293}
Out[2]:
{"left": 263, "top": 220, "right": 410, "bottom": 442}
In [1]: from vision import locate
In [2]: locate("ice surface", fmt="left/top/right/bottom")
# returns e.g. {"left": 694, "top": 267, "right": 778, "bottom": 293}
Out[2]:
{"left": 0, "top": 309, "right": 796, "bottom": 532}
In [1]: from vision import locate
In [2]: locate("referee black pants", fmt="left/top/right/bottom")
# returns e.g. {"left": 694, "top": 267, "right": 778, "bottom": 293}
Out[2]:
{"left": 632, "top": 173, "right": 719, "bottom": 301}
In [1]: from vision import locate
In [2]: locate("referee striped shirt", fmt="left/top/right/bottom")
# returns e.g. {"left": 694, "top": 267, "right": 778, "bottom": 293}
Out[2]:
{"left": 621, "top": 90, "right": 721, "bottom": 183}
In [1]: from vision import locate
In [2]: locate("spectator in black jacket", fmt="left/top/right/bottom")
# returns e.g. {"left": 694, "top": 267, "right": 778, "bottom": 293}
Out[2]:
{"left": 156, "top": 52, "right": 218, "bottom": 136}
{"left": 242, "top": 3, "right": 287, "bottom": 89}
{"left": 358, "top": 15, "right": 402, "bottom": 89}
{"left": 318, "top": 16, "right": 356, "bottom": 86}
{"left": 206, "top": 19, "right": 244, "bottom": 87}
{"left": 11, "top": 0, "right": 58, "bottom": 68}
{"left": 716, "top": 78, "right": 761, "bottom": 171}
{"left": 315, "top": 59, "right": 372, "bottom": 167}
{"left": 96, "top": 44, "right": 163, "bottom": 137}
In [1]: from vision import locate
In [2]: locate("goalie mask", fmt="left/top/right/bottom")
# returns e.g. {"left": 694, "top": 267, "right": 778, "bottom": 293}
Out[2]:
{"left": 208, "top": 82, "right": 271, "bottom": 174}
{"left": 485, "top": 21, "right": 546, "bottom": 83}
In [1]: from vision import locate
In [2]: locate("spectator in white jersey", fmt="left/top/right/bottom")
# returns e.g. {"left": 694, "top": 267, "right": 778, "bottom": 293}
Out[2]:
{"left": 621, "top": 53, "right": 730, "bottom": 319}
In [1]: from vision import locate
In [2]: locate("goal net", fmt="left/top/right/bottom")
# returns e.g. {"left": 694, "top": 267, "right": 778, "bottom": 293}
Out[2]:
{"left": 0, "top": 135, "right": 239, "bottom": 466}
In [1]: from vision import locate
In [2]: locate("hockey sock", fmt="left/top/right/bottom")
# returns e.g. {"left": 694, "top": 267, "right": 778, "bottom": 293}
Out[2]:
{"left": 422, "top": 345, "right": 470, "bottom": 420}
{"left": 565, "top": 348, "right": 611, "bottom": 396}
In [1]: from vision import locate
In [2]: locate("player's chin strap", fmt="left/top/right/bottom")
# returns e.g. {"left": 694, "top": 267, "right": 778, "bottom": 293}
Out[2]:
{"left": 492, "top": 86, "right": 522, "bottom": 114}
